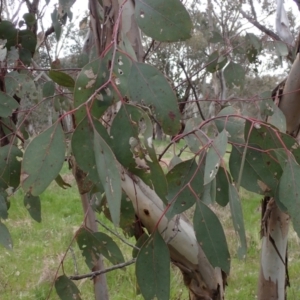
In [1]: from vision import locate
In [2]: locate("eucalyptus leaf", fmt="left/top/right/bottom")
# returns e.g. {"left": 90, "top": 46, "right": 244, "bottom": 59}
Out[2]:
{"left": 204, "top": 130, "right": 228, "bottom": 185}
{"left": 94, "top": 129, "right": 122, "bottom": 226}
{"left": 223, "top": 61, "right": 245, "bottom": 88}
{"left": 228, "top": 184, "right": 247, "bottom": 258}
{"left": 76, "top": 227, "right": 125, "bottom": 268}
{"left": 0, "top": 221, "right": 13, "bottom": 250}
{"left": 194, "top": 200, "right": 230, "bottom": 274}
{"left": 55, "top": 275, "right": 82, "bottom": 300}
{"left": 136, "top": 231, "right": 170, "bottom": 300}
{"left": 135, "top": 0, "right": 192, "bottom": 42}
{"left": 21, "top": 124, "right": 66, "bottom": 196}
{"left": 49, "top": 70, "right": 75, "bottom": 88}
{"left": 0, "top": 92, "right": 19, "bottom": 117}
{"left": 278, "top": 160, "right": 300, "bottom": 237}
{"left": 128, "top": 61, "right": 181, "bottom": 135}
{"left": 23, "top": 192, "right": 41, "bottom": 222}
{"left": 166, "top": 157, "right": 204, "bottom": 218}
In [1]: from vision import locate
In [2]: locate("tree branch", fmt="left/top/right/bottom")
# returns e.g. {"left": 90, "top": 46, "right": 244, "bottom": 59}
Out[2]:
{"left": 240, "top": 10, "right": 281, "bottom": 41}
{"left": 179, "top": 62, "right": 206, "bottom": 121}
{"left": 70, "top": 258, "right": 136, "bottom": 280}
{"left": 240, "top": 9, "right": 293, "bottom": 62}
{"left": 96, "top": 219, "right": 139, "bottom": 250}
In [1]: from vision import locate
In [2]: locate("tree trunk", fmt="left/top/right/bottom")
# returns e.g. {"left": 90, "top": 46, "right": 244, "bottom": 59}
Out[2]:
{"left": 120, "top": 168, "right": 225, "bottom": 299}
{"left": 85, "top": 0, "right": 227, "bottom": 298}
{"left": 258, "top": 198, "right": 289, "bottom": 300}
{"left": 72, "top": 161, "right": 109, "bottom": 300}
{"left": 258, "top": 49, "right": 300, "bottom": 298}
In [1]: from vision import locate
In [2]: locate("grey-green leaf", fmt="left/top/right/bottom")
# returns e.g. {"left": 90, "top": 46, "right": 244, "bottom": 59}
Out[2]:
{"left": 0, "top": 192, "right": 8, "bottom": 219}
{"left": 128, "top": 62, "right": 181, "bottom": 135}
{"left": 223, "top": 61, "right": 245, "bottom": 88}
{"left": 204, "top": 130, "right": 228, "bottom": 185}
{"left": 48, "top": 70, "right": 75, "bottom": 87}
{"left": 43, "top": 81, "right": 56, "bottom": 98}
{"left": 76, "top": 227, "right": 125, "bottom": 269}
{"left": 94, "top": 129, "right": 122, "bottom": 226}
{"left": 0, "top": 221, "right": 13, "bottom": 250}
{"left": 21, "top": 123, "right": 66, "bottom": 196}
{"left": 194, "top": 200, "right": 230, "bottom": 274}
{"left": 0, "top": 91, "right": 19, "bottom": 117}
{"left": 228, "top": 184, "right": 247, "bottom": 258}
{"left": 135, "top": 0, "right": 192, "bottom": 42}
{"left": 278, "top": 159, "right": 300, "bottom": 237}
{"left": 55, "top": 275, "right": 82, "bottom": 300}
{"left": 23, "top": 192, "right": 41, "bottom": 222}
{"left": 215, "top": 106, "right": 245, "bottom": 143}
{"left": 0, "top": 145, "right": 22, "bottom": 189}
{"left": 136, "top": 231, "right": 170, "bottom": 300}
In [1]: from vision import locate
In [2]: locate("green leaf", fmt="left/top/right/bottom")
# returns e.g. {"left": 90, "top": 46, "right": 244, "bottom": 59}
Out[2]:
{"left": 209, "top": 31, "right": 223, "bottom": 43}
{"left": 128, "top": 62, "right": 181, "bottom": 135}
{"left": 21, "top": 123, "right": 66, "bottom": 196}
{"left": 72, "top": 117, "right": 110, "bottom": 186}
{"left": 183, "top": 117, "right": 208, "bottom": 153}
{"left": 267, "top": 105, "right": 286, "bottom": 132}
{"left": 0, "top": 145, "right": 22, "bottom": 189}
{"left": 0, "top": 192, "right": 8, "bottom": 219}
{"left": 94, "top": 129, "right": 122, "bottom": 226}
{"left": 23, "top": 13, "right": 36, "bottom": 26}
{"left": 133, "top": 233, "right": 149, "bottom": 258}
{"left": 110, "top": 104, "right": 143, "bottom": 170}
{"left": 228, "top": 184, "right": 247, "bottom": 258}
{"left": 223, "top": 61, "right": 245, "bottom": 88}
{"left": 166, "top": 156, "right": 204, "bottom": 218}
{"left": 245, "top": 33, "right": 262, "bottom": 63}
{"left": 51, "top": 9, "right": 62, "bottom": 41}
{"left": 55, "top": 174, "right": 71, "bottom": 189}
{"left": 0, "top": 21, "right": 18, "bottom": 50}
{"left": 215, "top": 166, "right": 230, "bottom": 207}
{"left": 215, "top": 106, "right": 245, "bottom": 143}
{"left": 204, "top": 130, "right": 228, "bottom": 185}
{"left": 49, "top": 70, "right": 75, "bottom": 87}
{"left": 55, "top": 275, "right": 82, "bottom": 300}
{"left": 19, "top": 48, "right": 32, "bottom": 65}
{"left": 73, "top": 57, "right": 115, "bottom": 123}
{"left": 5, "top": 72, "right": 38, "bottom": 100}
{"left": 0, "top": 91, "right": 19, "bottom": 117}
{"left": 0, "top": 221, "right": 12, "bottom": 250}
{"left": 278, "top": 159, "right": 300, "bottom": 237}
{"left": 136, "top": 231, "right": 170, "bottom": 300}
{"left": 135, "top": 0, "right": 192, "bottom": 42}
{"left": 23, "top": 192, "right": 41, "bottom": 222}
{"left": 76, "top": 227, "right": 124, "bottom": 269}
{"left": 246, "top": 33, "right": 262, "bottom": 51}
{"left": 206, "top": 51, "right": 227, "bottom": 73}
{"left": 274, "top": 40, "right": 288, "bottom": 57}
{"left": 43, "top": 81, "right": 56, "bottom": 98}
{"left": 19, "top": 29, "right": 37, "bottom": 53}
{"left": 194, "top": 200, "right": 230, "bottom": 274}
{"left": 229, "top": 144, "right": 278, "bottom": 195}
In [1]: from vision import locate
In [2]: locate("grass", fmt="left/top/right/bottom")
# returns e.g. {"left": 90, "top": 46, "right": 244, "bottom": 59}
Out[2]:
{"left": 1, "top": 141, "right": 300, "bottom": 299}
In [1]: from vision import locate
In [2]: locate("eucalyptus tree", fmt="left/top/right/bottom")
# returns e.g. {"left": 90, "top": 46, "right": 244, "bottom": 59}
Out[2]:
{"left": 1, "top": 0, "right": 300, "bottom": 300}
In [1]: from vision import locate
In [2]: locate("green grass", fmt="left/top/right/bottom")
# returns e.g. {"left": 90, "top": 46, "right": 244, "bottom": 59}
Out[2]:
{"left": 1, "top": 143, "right": 300, "bottom": 299}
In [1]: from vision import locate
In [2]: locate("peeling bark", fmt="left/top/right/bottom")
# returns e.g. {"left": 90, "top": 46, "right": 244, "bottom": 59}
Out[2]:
{"left": 258, "top": 198, "right": 290, "bottom": 300}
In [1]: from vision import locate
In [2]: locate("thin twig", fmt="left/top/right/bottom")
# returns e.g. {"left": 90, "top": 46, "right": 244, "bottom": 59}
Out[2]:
{"left": 178, "top": 62, "right": 206, "bottom": 121}
{"left": 178, "top": 145, "right": 188, "bottom": 157}
{"left": 69, "top": 258, "right": 136, "bottom": 280}
{"left": 69, "top": 246, "right": 79, "bottom": 275}
{"left": 143, "top": 39, "right": 155, "bottom": 61}
{"left": 96, "top": 220, "right": 139, "bottom": 250}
